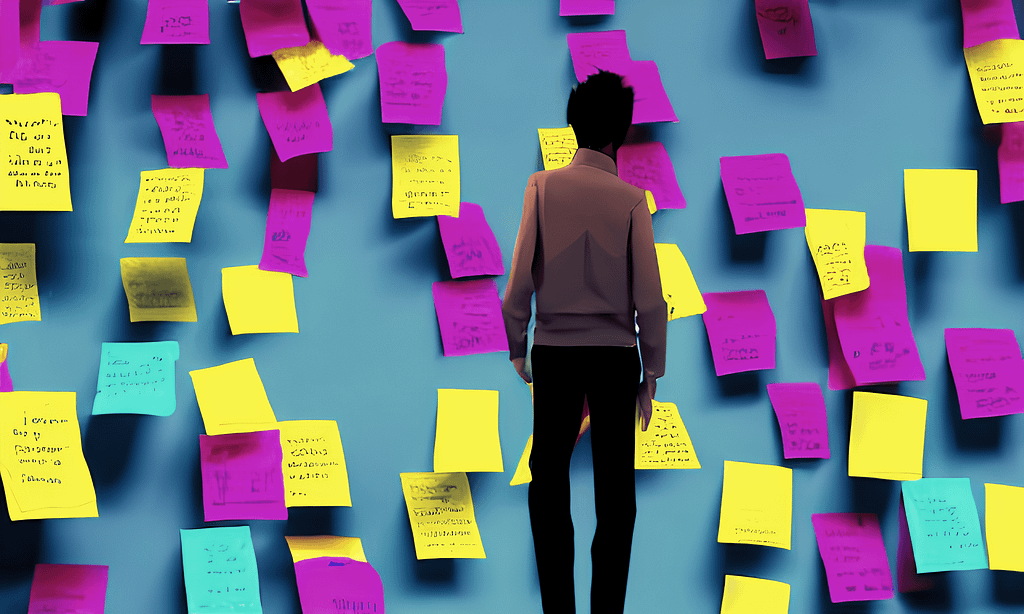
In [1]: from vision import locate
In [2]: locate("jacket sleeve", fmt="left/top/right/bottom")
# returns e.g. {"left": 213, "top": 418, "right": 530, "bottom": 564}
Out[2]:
{"left": 502, "top": 177, "right": 539, "bottom": 360}
{"left": 630, "top": 200, "right": 668, "bottom": 380}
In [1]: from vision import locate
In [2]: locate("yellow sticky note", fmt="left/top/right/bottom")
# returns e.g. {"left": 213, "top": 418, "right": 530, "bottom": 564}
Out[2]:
{"left": 400, "top": 471, "right": 486, "bottom": 559}
{"left": 272, "top": 39, "right": 355, "bottom": 92}
{"left": 985, "top": 482, "right": 1024, "bottom": 571}
{"left": 221, "top": 265, "right": 299, "bottom": 334}
{"left": 189, "top": 358, "right": 278, "bottom": 435}
{"left": 0, "top": 392, "right": 98, "bottom": 520}
{"left": 1, "top": 243, "right": 41, "bottom": 325}
{"left": 391, "top": 135, "right": 460, "bottom": 218}
{"left": 433, "top": 389, "right": 503, "bottom": 473}
{"left": 510, "top": 434, "right": 533, "bottom": 486}
{"left": 636, "top": 400, "right": 700, "bottom": 469}
{"left": 721, "top": 575, "right": 791, "bottom": 614}
{"left": 964, "top": 39, "right": 1024, "bottom": 124}
{"left": 537, "top": 126, "right": 578, "bottom": 170}
{"left": 904, "top": 169, "right": 978, "bottom": 252}
{"left": 718, "top": 460, "right": 792, "bottom": 549}
{"left": 125, "top": 168, "right": 204, "bottom": 243}
{"left": 0, "top": 93, "right": 72, "bottom": 212}
{"left": 120, "top": 257, "right": 198, "bottom": 322}
{"left": 848, "top": 391, "right": 927, "bottom": 481}
{"left": 804, "top": 209, "right": 870, "bottom": 300}
{"left": 278, "top": 420, "right": 352, "bottom": 508}
{"left": 645, "top": 190, "right": 657, "bottom": 214}
{"left": 655, "top": 243, "right": 706, "bottom": 320}
{"left": 284, "top": 535, "right": 366, "bottom": 563}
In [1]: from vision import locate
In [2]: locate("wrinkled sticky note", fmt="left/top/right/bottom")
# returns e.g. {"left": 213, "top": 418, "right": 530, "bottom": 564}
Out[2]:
{"left": 999, "top": 122, "right": 1024, "bottom": 203}
{"left": 0, "top": 93, "right": 71, "bottom": 212}
{"left": 985, "top": 482, "right": 1024, "bottom": 571}
{"left": 560, "top": 0, "right": 614, "bottom": 16}
{"left": 812, "top": 513, "right": 894, "bottom": 603}
{"left": 221, "top": 265, "right": 299, "bottom": 334}
{"left": 962, "top": 0, "right": 1019, "bottom": 48}
{"left": 510, "top": 434, "right": 533, "bottom": 486}
{"left": 964, "top": 39, "right": 1024, "bottom": 124}
{"left": 0, "top": 344, "right": 12, "bottom": 392}
{"left": 904, "top": 169, "right": 978, "bottom": 252}
{"left": 755, "top": 0, "right": 817, "bottom": 59}
{"left": 293, "top": 557, "right": 385, "bottom": 614}
{"left": 377, "top": 41, "right": 447, "bottom": 125}
{"left": 91, "top": 341, "right": 180, "bottom": 416}
{"left": 181, "top": 526, "right": 263, "bottom": 614}
{"left": 27, "top": 564, "right": 108, "bottom": 614}
{"left": 278, "top": 420, "right": 352, "bottom": 507}
{"left": 437, "top": 202, "right": 504, "bottom": 278}
{"left": 151, "top": 94, "right": 228, "bottom": 168}
{"left": 902, "top": 478, "right": 988, "bottom": 572}
{"left": 119, "top": 257, "right": 197, "bottom": 322}
{"left": 200, "top": 429, "right": 287, "bottom": 521}
{"left": 9, "top": 41, "right": 99, "bottom": 116}
{"left": 256, "top": 85, "right": 333, "bottom": 162}
{"left": 721, "top": 575, "right": 790, "bottom": 614}
{"left": 701, "top": 290, "right": 776, "bottom": 376}
{"left": 720, "top": 153, "right": 806, "bottom": 234}
{"left": 945, "top": 328, "right": 1024, "bottom": 418}
{"left": 623, "top": 60, "right": 678, "bottom": 124}
{"left": 433, "top": 389, "right": 503, "bottom": 473}
{"left": 848, "top": 391, "right": 926, "bottom": 481}
{"left": 767, "top": 382, "right": 829, "bottom": 459}
{"left": 285, "top": 535, "right": 366, "bottom": 563}
{"left": 566, "top": 30, "right": 630, "bottom": 82}
{"left": 125, "top": 168, "right": 204, "bottom": 242}
{"left": 272, "top": 39, "right": 354, "bottom": 92}
{"left": 617, "top": 141, "right": 686, "bottom": 209}
{"left": 396, "top": 0, "right": 462, "bottom": 32}
{"left": 189, "top": 358, "right": 278, "bottom": 435}
{"left": 305, "top": 0, "right": 372, "bottom": 60}
{"left": 0, "top": 243, "right": 41, "bottom": 325}
{"left": 538, "top": 127, "right": 578, "bottom": 170}
{"left": 391, "top": 134, "right": 460, "bottom": 217}
{"left": 259, "top": 189, "right": 314, "bottom": 277}
{"left": 804, "top": 208, "right": 869, "bottom": 300}
{"left": 239, "top": 0, "right": 308, "bottom": 57}
{"left": 400, "top": 471, "right": 486, "bottom": 559}
{"left": 717, "top": 460, "right": 792, "bottom": 549}
{"left": 635, "top": 400, "right": 700, "bottom": 469}
{"left": 432, "top": 278, "right": 508, "bottom": 357}
{"left": 141, "top": 0, "right": 210, "bottom": 44}
{"left": 655, "top": 244, "right": 705, "bottom": 320}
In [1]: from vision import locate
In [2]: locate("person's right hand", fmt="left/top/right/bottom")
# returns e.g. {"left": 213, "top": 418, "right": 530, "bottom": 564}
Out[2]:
{"left": 637, "top": 377, "right": 656, "bottom": 431}
{"left": 512, "top": 357, "right": 532, "bottom": 384}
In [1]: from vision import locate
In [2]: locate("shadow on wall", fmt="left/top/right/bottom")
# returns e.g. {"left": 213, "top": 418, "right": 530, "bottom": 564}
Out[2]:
{"left": 945, "top": 360, "right": 1005, "bottom": 452}
{"left": 720, "top": 187, "right": 769, "bottom": 265}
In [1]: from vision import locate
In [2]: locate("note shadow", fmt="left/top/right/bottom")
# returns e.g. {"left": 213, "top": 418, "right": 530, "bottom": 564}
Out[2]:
{"left": 66, "top": 0, "right": 110, "bottom": 41}
{"left": 397, "top": 501, "right": 458, "bottom": 588}
{"left": 156, "top": 45, "right": 198, "bottom": 96}
{"left": 719, "top": 188, "right": 768, "bottom": 264}
{"left": 716, "top": 371, "right": 762, "bottom": 399}
{"left": 284, "top": 506, "right": 337, "bottom": 537}
{"left": 1010, "top": 201, "right": 1024, "bottom": 282}
{"left": 993, "top": 570, "right": 1024, "bottom": 605}
{"left": 945, "top": 361, "right": 1003, "bottom": 452}
{"left": 900, "top": 574, "right": 953, "bottom": 611}
{"left": 908, "top": 249, "right": 934, "bottom": 321}
{"left": 83, "top": 413, "right": 144, "bottom": 494}
{"left": 847, "top": 477, "right": 894, "bottom": 519}
{"left": 106, "top": 292, "right": 177, "bottom": 342}
{"left": 0, "top": 482, "right": 42, "bottom": 579}
{"left": 560, "top": 14, "right": 612, "bottom": 28}
{"left": 740, "top": 0, "right": 817, "bottom": 79}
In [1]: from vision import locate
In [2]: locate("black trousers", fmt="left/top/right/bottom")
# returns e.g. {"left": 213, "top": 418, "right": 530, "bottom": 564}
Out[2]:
{"left": 529, "top": 344, "right": 641, "bottom": 614}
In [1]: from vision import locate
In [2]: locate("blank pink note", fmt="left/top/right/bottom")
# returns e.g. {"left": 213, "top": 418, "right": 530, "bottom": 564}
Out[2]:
{"left": 560, "top": 0, "right": 614, "bottom": 16}
{"left": 239, "top": 0, "right": 308, "bottom": 58}
{"left": 140, "top": 0, "right": 210, "bottom": 44}
{"left": 961, "top": 0, "right": 1019, "bottom": 48}
{"left": 701, "top": 290, "right": 776, "bottom": 376}
{"left": 259, "top": 189, "right": 314, "bottom": 277}
{"left": 998, "top": 122, "right": 1024, "bottom": 203}
{"left": 200, "top": 430, "right": 287, "bottom": 521}
{"left": 10, "top": 41, "right": 99, "bottom": 116}
{"left": 256, "top": 84, "right": 334, "bottom": 162}
{"left": 617, "top": 141, "right": 686, "bottom": 209}
{"left": 152, "top": 94, "right": 229, "bottom": 168}
{"left": 397, "top": 0, "right": 462, "bottom": 33}
{"left": 28, "top": 564, "right": 108, "bottom": 614}
{"left": 623, "top": 60, "right": 677, "bottom": 124}
{"left": 376, "top": 41, "right": 447, "bottom": 125}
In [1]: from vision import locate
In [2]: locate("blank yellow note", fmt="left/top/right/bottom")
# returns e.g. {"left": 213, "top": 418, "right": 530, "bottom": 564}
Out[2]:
{"left": 718, "top": 460, "right": 792, "bottom": 549}
{"left": 120, "top": 257, "right": 198, "bottom": 322}
{"left": 433, "top": 389, "right": 503, "bottom": 473}
{"left": 986, "top": 482, "right": 1024, "bottom": 571}
{"left": 1, "top": 243, "right": 41, "bottom": 325}
{"left": 400, "top": 471, "right": 486, "bottom": 559}
{"left": 285, "top": 535, "right": 366, "bottom": 563}
{"left": 964, "top": 39, "right": 1024, "bottom": 124}
{"left": 125, "top": 168, "right": 204, "bottom": 243}
{"left": 537, "top": 127, "right": 577, "bottom": 170}
{"left": 221, "top": 265, "right": 299, "bottom": 334}
{"left": 721, "top": 575, "right": 791, "bottom": 614}
{"left": 646, "top": 190, "right": 657, "bottom": 214}
{"left": 0, "top": 93, "right": 72, "bottom": 212}
{"left": 804, "top": 209, "right": 869, "bottom": 300}
{"left": 278, "top": 420, "right": 352, "bottom": 508}
{"left": 189, "top": 358, "right": 278, "bottom": 435}
{"left": 848, "top": 391, "right": 927, "bottom": 481}
{"left": 636, "top": 400, "right": 700, "bottom": 469}
{"left": 272, "top": 40, "right": 355, "bottom": 92}
{"left": 654, "top": 243, "right": 706, "bottom": 320}
{"left": 904, "top": 169, "right": 978, "bottom": 252}
{"left": 391, "top": 135, "right": 460, "bottom": 218}
{"left": 510, "top": 434, "right": 533, "bottom": 486}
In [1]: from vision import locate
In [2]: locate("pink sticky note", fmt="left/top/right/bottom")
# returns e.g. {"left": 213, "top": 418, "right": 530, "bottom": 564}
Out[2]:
{"left": 199, "top": 430, "right": 287, "bottom": 521}
{"left": 306, "top": 0, "right": 372, "bottom": 60}
{"left": 151, "top": 94, "right": 229, "bottom": 168}
{"left": 42, "top": 0, "right": 83, "bottom": 5}
{"left": 437, "top": 202, "right": 504, "bottom": 278}
{"left": 896, "top": 496, "right": 938, "bottom": 593}
{"left": 617, "top": 141, "right": 686, "bottom": 209}
{"left": 28, "top": 564, "right": 109, "bottom": 614}
{"left": 821, "top": 297, "right": 857, "bottom": 391}
{"left": 755, "top": 0, "right": 817, "bottom": 60}
{"left": 0, "top": 357, "right": 11, "bottom": 392}
{"left": 998, "top": 122, "right": 1024, "bottom": 204}
{"left": 962, "top": 0, "right": 1019, "bottom": 48}
{"left": 239, "top": 0, "right": 308, "bottom": 58}
{"left": 140, "top": 0, "right": 210, "bottom": 45}
{"left": 294, "top": 558, "right": 385, "bottom": 613}
{"left": 19, "top": 0, "right": 40, "bottom": 47}
{"left": 560, "top": 0, "right": 614, "bottom": 16}
{"left": 566, "top": 30, "right": 631, "bottom": 82}
{"left": 701, "top": 290, "right": 776, "bottom": 376}
{"left": 832, "top": 245, "right": 926, "bottom": 386}
{"left": 9, "top": 41, "right": 99, "bottom": 116}
{"left": 0, "top": 0, "right": 21, "bottom": 80}
{"left": 945, "top": 328, "right": 1024, "bottom": 419}
{"left": 431, "top": 278, "right": 509, "bottom": 357}
{"left": 376, "top": 41, "right": 447, "bottom": 125}
{"left": 396, "top": 0, "right": 462, "bottom": 33}
{"left": 256, "top": 84, "right": 334, "bottom": 162}
{"left": 259, "top": 189, "right": 314, "bottom": 277}
{"left": 720, "top": 153, "right": 806, "bottom": 234}
{"left": 623, "top": 60, "right": 678, "bottom": 124}
{"left": 812, "top": 513, "right": 894, "bottom": 603}
{"left": 767, "top": 382, "right": 829, "bottom": 459}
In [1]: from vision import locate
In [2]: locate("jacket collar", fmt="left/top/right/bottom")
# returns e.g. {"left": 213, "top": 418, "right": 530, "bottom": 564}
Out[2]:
{"left": 569, "top": 147, "right": 618, "bottom": 176}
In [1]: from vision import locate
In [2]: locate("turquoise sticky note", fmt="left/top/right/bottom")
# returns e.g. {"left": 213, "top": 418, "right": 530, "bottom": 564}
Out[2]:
{"left": 180, "top": 526, "right": 263, "bottom": 614}
{"left": 92, "top": 341, "right": 180, "bottom": 416}
{"left": 902, "top": 478, "right": 988, "bottom": 573}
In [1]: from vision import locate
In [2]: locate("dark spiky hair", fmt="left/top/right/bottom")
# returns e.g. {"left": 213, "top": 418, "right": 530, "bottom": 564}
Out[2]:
{"left": 566, "top": 70, "right": 634, "bottom": 151}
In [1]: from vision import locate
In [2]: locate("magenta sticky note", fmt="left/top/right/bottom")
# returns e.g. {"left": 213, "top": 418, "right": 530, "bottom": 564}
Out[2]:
{"left": 239, "top": 0, "right": 308, "bottom": 58}
{"left": 199, "top": 430, "right": 287, "bottom": 521}
{"left": 811, "top": 513, "right": 894, "bottom": 603}
{"left": 945, "top": 328, "right": 1024, "bottom": 419}
{"left": 767, "top": 382, "right": 829, "bottom": 459}
{"left": 755, "top": 0, "right": 817, "bottom": 60}
{"left": 432, "top": 278, "right": 509, "bottom": 357}
{"left": 560, "top": 0, "right": 614, "bottom": 16}
{"left": 437, "top": 202, "right": 504, "bottom": 278}
{"left": 962, "top": 0, "right": 1019, "bottom": 48}
{"left": 720, "top": 153, "right": 806, "bottom": 234}
{"left": 896, "top": 496, "right": 938, "bottom": 593}
{"left": 140, "top": 0, "right": 210, "bottom": 45}
{"left": 28, "top": 564, "right": 109, "bottom": 614}
{"left": 151, "top": 94, "right": 229, "bottom": 169}
{"left": 832, "top": 245, "right": 926, "bottom": 386}
{"left": 19, "top": 0, "right": 41, "bottom": 47}
{"left": 821, "top": 297, "right": 857, "bottom": 391}
{"left": 701, "top": 290, "right": 776, "bottom": 376}
{"left": 998, "top": 122, "right": 1024, "bottom": 204}
{"left": 566, "top": 30, "right": 631, "bottom": 82}
{"left": 259, "top": 189, "right": 314, "bottom": 277}
{"left": 294, "top": 557, "right": 385, "bottom": 613}
{"left": 0, "top": 356, "right": 11, "bottom": 392}
{"left": 256, "top": 84, "right": 334, "bottom": 162}
{"left": 397, "top": 0, "right": 462, "bottom": 33}
{"left": 9, "top": 41, "right": 99, "bottom": 116}
{"left": 623, "top": 60, "right": 678, "bottom": 124}
{"left": 0, "top": 0, "right": 18, "bottom": 80}
{"left": 306, "top": 0, "right": 372, "bottom": 60}
{"left": 376, "top": 41, "right": 447, "bottom": 125}
{"left": 617, "top": 141, "right": 686, "bottom": 209}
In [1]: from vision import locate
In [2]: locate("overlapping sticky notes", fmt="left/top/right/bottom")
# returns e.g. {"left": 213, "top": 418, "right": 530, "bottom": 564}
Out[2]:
{"left": 437, "top": 202, "right": 504, "bottom": 277}
{"left": 119, "top": 257, "right": 197, "bottom": 322}
{"left": 902, "top": 478, "right": 988, "bottom": 572}
{"left": 566, "top": 30, "right": 630, "bottom": 82}
{"left": 0, "top": 243, "right": 40, "bottom": 325}
{"left": 560, "top": 0, "right": 614, "bottom": 17}
{"left": 151, "top": 94, "right": 228, "bottom": 168}
{"left": 189, "top": 358, "right": 278, "bottom": 435}
{"left": 998, "top": 122, "right": 1024, "bottom": 203}
{"left": 376, "top": 41, "right": 447, "bottom": 125}
{"left": 221, "top": 265, "right": 299, "bottom": 334}
{"left": 701, "top": 290, "right": 776, "bottom": 376}
{"left": 0, "top": 391, "right": 98, "bottom": 520}
{"left": 27, "top": 564, "right": 108, "bottom": 614}
{"left": 391, "top": 134, "right": 460, "bottom": 217}
{"left": 755, "top": 0, "right": 817, "bottom": 59}
{"left": 945, "top": 328, "right": 1024, "bottom": 418}
{"left": 985, "top": 482, "right": 1024, "bottom": 571}
{"left": 8, "top": 41, "right": 99, "bottom": 116}
{"left": 434, "top": 389, "right": 503, "bottom": 473}
{"left": 305, "top": 0, "right": 372, "bottom": 60}
{"left": 538, "top": 127, "right": 578, "bottom": 170}
{"left": 200, "top": 429, "right": 287, "bottom": 521}
{"left": 962, "top": 0, "right": 1019, "bottom": 48}
{"left": 238, "top": 0, "right": 308, "bottom": 57}
{"left": 655, "top": 244, "right": 705, "bottom": 320}
{"left": 804, "top": 208, "right": 869, "bottom": 300}
{"left": 293, "top": 557, "right": 385, "bottom": 614}
{"left": 124, "top": 168, "right": 204, "bottom": 242}
{"left": 717, "top": 460, "right": 792, "bottom": 549}
{"left": 397, "top": 0, "right": 462, "bottom": 32}
{"left": 180, "top": 526, "right": 263, "bottom": 613}
{"left": 767, "top": 382, "right": 829, "bottom": 459}
{"left": 400, "top": 471, "right": 486, "bottom": 559}
{"left": 617, "top": 142, "right": 686, "bottom": 209}
{"left": 432, "top": 279, "right": 508, "bottom": 357}
{"left": 0, "top": 344, "right": 12, "bottom": 391}
{"left": 278, "top": 420, "right": 351, "bottom": 507}
{"left": 896, "top": 495, "right": 936, "bottom": 593}
{"left": 904, "top": 169, "right": 978, "bottom": 252}
{"left": 720, "top": 153, "right": 806, "bottom": 234}
{"left": 0, "top": 1, "right": 16, "bottom": 77}
{"left": 812, "top": 513, "right": 894, "bottom": 602}
{"left": 510, "top": 434, "right": 533, "bottom": 486}
{"left": 259, "top": 189, "right": 314, "bottom": 277}
{"left": 848, "top": 391, "right": 926, "bottom": 481}
{"left": 0, "top": 93, "right": 71, "bottom": 211}
{"left": 635, "top": 400, "right": 700, "bottom": 469}
{"left": 964, "top": 39, "right": 1024, "bottom": 124}
{"left": 623, "top": 60, "right": 678, "bottom": 124}
{"left": 91, "top": 341, "right": 180, "bottom": 416}
{"left": 141, "top": 0, "right": 210, "bottom": 44}
{"left": 272, "top": 39, "right": 355, "bottom": 92}
{"left": 286, "top": 535, "right": 367, "bottom": 563}
{"left": 256, "top": 85, "right": 333, "bottom": 162}
{"left": 720, "top": 575, "right": 790, "bottom": 614}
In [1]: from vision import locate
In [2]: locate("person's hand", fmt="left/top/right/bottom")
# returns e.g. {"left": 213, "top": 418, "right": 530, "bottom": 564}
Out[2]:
{"left": 637, "top": 377, "right": 656, "bottom": 431}
{"left": 512, "top": 357, "right": 532, "bottom": 384}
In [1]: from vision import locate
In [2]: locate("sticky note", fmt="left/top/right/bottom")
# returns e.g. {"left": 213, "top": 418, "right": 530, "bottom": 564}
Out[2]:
{"left": 124, "top": 168, "right": 204, "bottom": 242}
{"left": 720, "top": 575, "right": 790, "bottom": 614}
{"left": 985, "top": 482, "right": 1024, "bottom": 571}
{"left": 812, "top": 513, "right": 894, "bottom": 602}
{"left": 396, "top": 0, "right": 462, "bottom": 32}
{"left": 998, "top": 121, "right": 1024, "bottom": 203}
{"left": 623, "top": 60, "right": 678, "bottom": 124}
{"left": 755, "top": 0, "right": 817, "bottom": 59}
{"left": 305, "top": 0, "right": 372, "bottom": 60}
{"left": 945, "top": 328, "right": 1024, "bottom": 418}
{"left": 238, "top": 0, "right": 308, "bottom": 57}
{"left": 767, "top": 382, "right": 829, "bottom": 459}
{"left": 902, "top": 478, "right": 988, "bottom": 572}
{"left": 0, "top": 0, "right": 16, "bottom": 78}
{"left": 617, "top": 141, "right": 686, "bottom": 209}
{"left": 27, "top": 564, "right": 108, "bottom": 614}
{"left": 537, "top": 127, "right": 578, "bottom": 170}
{"left": 119, "top": 257, "right": 197, "bottom": 322}
{"left": 0, "top": 93, "right": 71, "bottom": 211}
{"left": 701, "top": 290, "right": 776, "bottom": 376}
{"left": 896, "top": 495, "right": 936, "bottom": 593}
{"left": 560, "top": 0, "right": 614, "bottom": 17}
{"left": 848, "top": 391, "right": 926, "bottom": 481}
{"left": 272, "top": 39, "right": 355, "bottom": 92}
{"left": 437, "top": 202, "right": 504, "bottom": 278}
{"left": 820, "top": 298, "right": 856, "bottom": 391}
{"left": 0, "top": 243, "right": 41, "bottom": 325}
{"left": 91, "top": 341, "right": 180, "bottom": 416}
{"left": 566, "top": 30, "right": 630, "bottom": 82}
{"left": 259, "top": 189, "right": 314, "bottom": 277}
{"left": 278, "top": 420, "right": 352, "bottom": 507}
{"left": 140, "top": 0, "right": 210, "bottom": 44}
{"left": 655, "top": 244, "right": 706, "bottom": 320}
{"left": 151, "top": 94, "right": 228, "bottom": 168}
{"left": 510, "top": 434, "right": 533, "bottom": 486}
{"left": 720, "top": 153, "right": 806, "bottom": 234}
{"left": 9, "top": 41, "right": 99, "bottom": 116}
{"left": 904, "top": 169, "right": 978, "bottom": 252}
{"left": 433, "top": 389, "right": 503, "bottom": 473}
{"left": 717, "top": 460, "right": 792, "bottom": 549}
{"left": 376, "top": 41, "right": 447, "bottom": 125}
{"left": 962, "top": 0, "right": 1019, "bottom": 48}
{"left": 391, "top": 134, "right": 460, "bottom": 218}
{"left": 964, "top": 39, "right": 1024, "bottom": 124}
{"left": 0, "top": 343, "right": 12, "bottom": 392}
{"left": 285, "top": 535, "right": 366, "bottom": 563}
{"left": 432, "top": 279, "right": 508, "bottom": 357}
{"left": 181, "top": 527, "right": 263, "bottom": 613}
{"left": 221, "top": 265, "right": 299, "bottom": 334}
{"left": 635, "top": 400, "right": 700, "bottom": 469}
{"left": 189, "top": 358, "right": 278, "bottom": 435}
{"left": 256, "top": 84, "right": 333, "bottom": 162}
{"left": 804, "top": 208, "right": 869, "bottom": 300}
{"left": 200, "top": 429, "right": 287, "bottom": 521}
{"left": 0, "top": 391, "right": 98, "bottom": 520}
{"left": 293, "top": 557, "right": 385, "bottom": 614}
{"left": 400, "top": 471, "right": 486, "bottom": 559}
